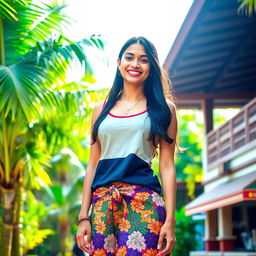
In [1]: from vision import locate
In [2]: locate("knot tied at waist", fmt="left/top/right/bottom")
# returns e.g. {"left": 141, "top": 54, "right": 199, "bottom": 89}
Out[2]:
{"left": 92, "top": 183, "right": 136, "bottom": 224}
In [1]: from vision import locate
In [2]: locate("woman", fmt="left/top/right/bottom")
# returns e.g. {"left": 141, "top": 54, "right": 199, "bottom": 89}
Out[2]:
{"left": 76, "top": 36, "right": 177, "bottom": 256}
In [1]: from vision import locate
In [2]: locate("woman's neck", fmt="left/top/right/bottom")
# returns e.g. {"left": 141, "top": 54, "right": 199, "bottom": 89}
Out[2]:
{"left": 121, "top": 83, "right": 145, "bottom": 102}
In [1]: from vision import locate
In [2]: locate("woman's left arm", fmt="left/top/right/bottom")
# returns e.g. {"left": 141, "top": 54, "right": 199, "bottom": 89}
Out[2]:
{"left": 157, "top": 101, "right": 177, "bottom": 256}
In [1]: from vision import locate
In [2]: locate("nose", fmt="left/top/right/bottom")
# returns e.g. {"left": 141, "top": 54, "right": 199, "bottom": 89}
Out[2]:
{"left": 131, "top": 59, "right": 140, "bottom": 67}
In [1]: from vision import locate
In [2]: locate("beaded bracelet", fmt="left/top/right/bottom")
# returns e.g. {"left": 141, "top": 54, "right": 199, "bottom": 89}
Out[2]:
{"left": 77, "top": 216, "right": 91, "bottom": 225}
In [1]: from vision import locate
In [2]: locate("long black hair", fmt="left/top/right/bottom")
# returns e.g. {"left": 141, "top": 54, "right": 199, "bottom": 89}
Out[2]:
{"left": 92, "top": 36, "right": 174, "bottom": 147}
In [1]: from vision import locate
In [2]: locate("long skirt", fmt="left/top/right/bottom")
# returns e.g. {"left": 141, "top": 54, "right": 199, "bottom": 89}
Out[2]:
{"left": 90, "top": 182, "right": 168, "bottom": 256}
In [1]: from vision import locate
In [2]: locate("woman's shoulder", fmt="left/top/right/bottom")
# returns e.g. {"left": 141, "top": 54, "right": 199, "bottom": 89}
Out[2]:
{"left": 91, "top": 101, "right": 105, "bottom": 121}
{"left": 93, "top": 100, "right": 105, "bottom": 112}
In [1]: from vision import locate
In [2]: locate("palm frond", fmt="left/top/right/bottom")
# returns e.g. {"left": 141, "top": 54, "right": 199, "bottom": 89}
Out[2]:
{"left": 4, "top": 0, "right": 71, "bottom": 62}
{"left": 28, "top": 2, "right": 70, "bottom": 40}
{"left": 0, "top": 117, "right": 3, "bottom": 162}
{"left": 22, "top": 139, "right": 52, "bottom": 189}
{"left": 0, "top": 61, "right": 47, "bottom": 120}
{"left": 0, "top": 0, "right": 27, "bottom": 20}
{"left": 238, "top": 0, "right": 256, "bottom": 16}
{"left": 33, "top": 34, "right": 104, "bottom": 81}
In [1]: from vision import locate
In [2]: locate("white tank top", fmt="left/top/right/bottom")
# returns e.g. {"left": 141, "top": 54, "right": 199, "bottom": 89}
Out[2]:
{"left": 91, "top": 109, "right": 162, "bottom": 194}
{"left": 98, "top": 110, "right": 155, "bottom": 163}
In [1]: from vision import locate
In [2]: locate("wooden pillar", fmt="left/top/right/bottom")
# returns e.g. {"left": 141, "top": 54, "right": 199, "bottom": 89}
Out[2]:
{"left": 204, "top": 210, "right": 219, "bottom": 251}
{"left": 201, "top": 98, "right": 213, "bottom": 134}
{"left": 201, "top": 98, "right": 214, "bottom": 174}
{"left": 217, "top": 206, "right": 236, "bottom": 251}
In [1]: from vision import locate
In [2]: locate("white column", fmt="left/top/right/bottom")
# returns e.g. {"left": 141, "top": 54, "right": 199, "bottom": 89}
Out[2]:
{"left": 217, "top": 206, "right": 233, "bottom": 238}
{"left": 205, "top": 210, "right": 217, "bottom": 240}
{"left": 217, "top": 206, "right": 236, "bottom": 251}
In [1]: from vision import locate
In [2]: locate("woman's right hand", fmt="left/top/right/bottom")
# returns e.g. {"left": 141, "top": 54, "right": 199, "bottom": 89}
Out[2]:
{"left": 76, "top": 221, "right": 93, "bottom": 254}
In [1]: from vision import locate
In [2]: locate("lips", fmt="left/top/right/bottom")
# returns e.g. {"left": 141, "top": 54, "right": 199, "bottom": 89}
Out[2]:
{"left": 127, "top": 70, "right": 142, "bottom": 77}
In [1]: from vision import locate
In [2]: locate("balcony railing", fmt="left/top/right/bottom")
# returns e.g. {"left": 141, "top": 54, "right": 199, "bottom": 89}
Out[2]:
{"left": 207, "top": 98, "right": 256, "bottom": 168}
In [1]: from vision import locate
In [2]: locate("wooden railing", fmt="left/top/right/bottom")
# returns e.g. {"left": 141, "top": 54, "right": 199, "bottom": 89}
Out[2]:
{"left": 207, "top": 98, "right": 256, "bottom": 167}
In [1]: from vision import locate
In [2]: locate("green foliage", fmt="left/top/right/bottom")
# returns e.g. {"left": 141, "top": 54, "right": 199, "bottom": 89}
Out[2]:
{"left": 0, "top": 1, "right": 106, "bottom": 255}
{"left": 176, "top": 110, "right": 203, "bottom": 198}
{"left": 0, "top": 0, "right": 105, "bottom": 189}
{"left": 150, "top": 110, "right": 204, "bottom": 199}
{"left": 238, "top": 0, "right": 256, "bottom": 16}
{"left": 32, "top": 148, "right": 86, "bottom": 255}
{"left": 19, "top": 86, "right": 107, "bottom": 254}
{"left": 174, "top": 108, "right": 239, "bottom": 199}
{"left": 173, "top": 207, "right": 199, "bottom": 256}
{"left": 0, "top": 213, "right": 2, "bottom": 241}
{"left": 0, "top": 0, "right": 27, "bottom": 20}
{"left": 20, "top": 124, "right": 53, "bottom": 189}
{"left": 21, "top": 191, "right": 54, "bottom": 254}
{"left": 183, "top": 164, "right": 203, "bottom": 199}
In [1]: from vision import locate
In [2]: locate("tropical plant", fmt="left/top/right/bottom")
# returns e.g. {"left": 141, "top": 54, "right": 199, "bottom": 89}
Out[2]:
{"left": 173, "top": 207, "right": 199, "bottom": 256}
{"left": 0, "top": 1, "right": 104, "bottom": 255}
{"left": 49, "top": 148, "right": 85, "bottom": 253}
{"left": 175, "top": 110, "right": 203, "bottom": 199}
{"left": 0, "top": 0, "right": 26, "bottom": 21}
{"left": 238, "top": 0, "right": 256, "bottom": 16}
{"left": 20, "top": 84, "right": 106, "bottom": 255}
{"left": 43, "top": 184, "right": 82, "bottom": 255}
{"left": 21, "top": 190, "right": 54, "bottom": 254}
{"left": 150, "top": 110, "right": 203, "bottom": 202}
{"left": 174, "top": 108, "right": 239, "bottom": 200}
{"left": 23, "top": 148, "right": 86, "bottom": 256}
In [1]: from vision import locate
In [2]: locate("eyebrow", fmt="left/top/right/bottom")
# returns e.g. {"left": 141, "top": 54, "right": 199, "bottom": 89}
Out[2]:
{"left": 124, "top": 52, "right": 148, "bottom": 58}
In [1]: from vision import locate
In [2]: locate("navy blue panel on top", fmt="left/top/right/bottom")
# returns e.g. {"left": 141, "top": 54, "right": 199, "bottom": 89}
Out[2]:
{"left": 91, "top": 153, "right": 162, "bottom": 195}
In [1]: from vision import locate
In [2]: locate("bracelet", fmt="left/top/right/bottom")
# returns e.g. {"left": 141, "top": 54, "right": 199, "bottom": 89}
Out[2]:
{"left": 77, "top": 216, "right": 91, "bottom": 225}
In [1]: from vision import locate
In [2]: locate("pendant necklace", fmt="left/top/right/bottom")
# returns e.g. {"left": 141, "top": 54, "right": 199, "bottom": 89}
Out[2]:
{"left": 123, "top": 99, "right": 142, "bottom": 115}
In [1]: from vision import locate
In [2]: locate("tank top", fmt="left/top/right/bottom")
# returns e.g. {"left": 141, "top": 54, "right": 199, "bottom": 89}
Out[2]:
{"left": 91, "top": 109, "right": 162, "bottom": 194}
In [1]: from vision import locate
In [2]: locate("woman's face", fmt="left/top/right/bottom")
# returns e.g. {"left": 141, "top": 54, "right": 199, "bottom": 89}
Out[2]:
{"left": 118, "top": 43, "right": 150, "bottom": 86}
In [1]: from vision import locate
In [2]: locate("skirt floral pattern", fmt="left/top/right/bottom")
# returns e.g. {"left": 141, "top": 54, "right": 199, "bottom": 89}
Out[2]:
{"left": 90, "top": 182, "right": 167, "bottom": 256}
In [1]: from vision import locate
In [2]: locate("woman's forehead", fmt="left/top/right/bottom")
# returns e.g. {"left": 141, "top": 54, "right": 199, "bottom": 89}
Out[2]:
{"left": 123, "top": 43, "right": 147, "bottom": 55}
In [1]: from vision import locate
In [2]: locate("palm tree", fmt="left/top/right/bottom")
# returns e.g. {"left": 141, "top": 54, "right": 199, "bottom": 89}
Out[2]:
{"left": 0, "top": 1, "right": 104, "bottom": 256}
{"left": 20, "top": 84, "right": 107, "bottom": 255}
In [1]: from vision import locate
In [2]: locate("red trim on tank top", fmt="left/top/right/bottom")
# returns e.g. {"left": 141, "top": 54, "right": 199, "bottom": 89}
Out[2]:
{"left": 108, "top": 110, "right": 148, "bottom": 118}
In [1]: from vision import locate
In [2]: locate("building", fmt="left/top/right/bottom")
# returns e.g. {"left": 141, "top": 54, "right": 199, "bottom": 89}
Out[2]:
{"left": 163, "top": 0, "right": 256, "bottom": 255}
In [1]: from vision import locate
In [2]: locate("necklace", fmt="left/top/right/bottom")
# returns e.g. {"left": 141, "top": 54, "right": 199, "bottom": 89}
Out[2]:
{"left": 123, "top": 99, "right": 142, "bottom": 115}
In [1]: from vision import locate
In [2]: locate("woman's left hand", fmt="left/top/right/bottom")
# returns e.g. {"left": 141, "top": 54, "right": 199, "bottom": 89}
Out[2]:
{"left": 157, "top": 221, "right": 176, "bottom": 256}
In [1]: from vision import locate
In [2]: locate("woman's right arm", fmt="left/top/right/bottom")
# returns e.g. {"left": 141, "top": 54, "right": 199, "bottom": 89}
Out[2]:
{"left": 76, "top": 101, "right": 104, "bottom": 253}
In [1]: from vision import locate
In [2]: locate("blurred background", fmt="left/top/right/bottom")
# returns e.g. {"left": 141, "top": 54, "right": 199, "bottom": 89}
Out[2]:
{"left": 0, "top": 0, "right": 255, "bottom": 255}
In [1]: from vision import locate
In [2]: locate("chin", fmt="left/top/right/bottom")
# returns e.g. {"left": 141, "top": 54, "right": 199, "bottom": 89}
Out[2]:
{"left": 127, "top": 80, "right": 145, "bottom": 86}
{"left": 125, "top": 77, "right": 147, "bottom": 84}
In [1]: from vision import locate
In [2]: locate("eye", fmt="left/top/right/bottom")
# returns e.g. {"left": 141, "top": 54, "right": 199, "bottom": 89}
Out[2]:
{"left": 124, "top": 56, "right": 133, "bottom": 61}
{"left": 140, "top": 58, "right": 149, "bottom": 64}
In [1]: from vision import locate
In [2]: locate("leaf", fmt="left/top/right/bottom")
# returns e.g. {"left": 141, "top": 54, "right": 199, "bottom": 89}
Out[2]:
{"left": 22, "top": 190, "right": 55, "bottom": 253}
{"left": 238, "top": 0, "right": 256, "bottom": 16}
{"left": 35, "top": 168, "right": 52, "bottom": 185}
{"left": 0, "top": 62, "right": 46, "bottom": 120}
{"left": 49, "top": 185, "right": 63, "bottom": 206}
{"left": 0, "top": 0, "right": 26, "bottom": 21}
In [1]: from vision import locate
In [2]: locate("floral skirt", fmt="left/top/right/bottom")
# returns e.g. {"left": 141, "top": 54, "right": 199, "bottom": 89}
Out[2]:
{"left": 90, "top": 182, "right": 167, "bottom": 256}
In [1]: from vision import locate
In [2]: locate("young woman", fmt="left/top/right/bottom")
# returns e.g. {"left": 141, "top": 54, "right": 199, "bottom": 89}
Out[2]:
{"left": 76, "top": 36, "right": 177, "bottom": 256}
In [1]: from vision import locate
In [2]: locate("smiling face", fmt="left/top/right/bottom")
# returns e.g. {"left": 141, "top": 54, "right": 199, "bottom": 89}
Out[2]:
{"left": 118, "top": 43, "right": 150, "bottom": 86}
